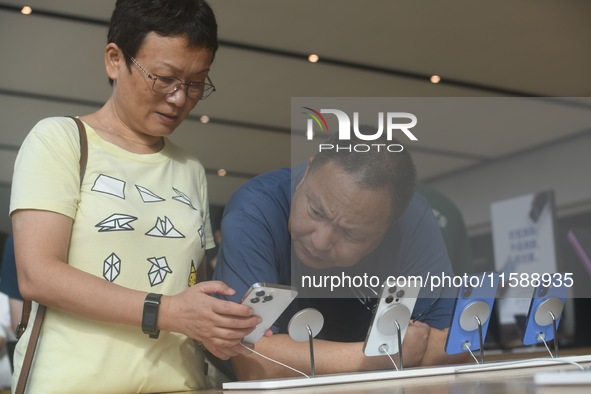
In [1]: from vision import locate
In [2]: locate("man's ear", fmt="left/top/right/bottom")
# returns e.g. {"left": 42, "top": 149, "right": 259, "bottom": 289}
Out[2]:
{"left": 105, "top": 43, "right": 124, "bottom": 82}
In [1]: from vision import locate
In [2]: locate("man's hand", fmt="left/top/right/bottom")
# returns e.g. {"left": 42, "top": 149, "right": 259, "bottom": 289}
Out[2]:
{"left": 161, "top": 281, "right": 262, "bottom": 360}
{"left": 398, "top": 320, "right": 430, "bottom": 366}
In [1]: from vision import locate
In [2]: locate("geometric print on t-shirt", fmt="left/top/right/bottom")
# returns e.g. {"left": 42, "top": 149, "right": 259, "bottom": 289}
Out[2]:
{"left": 91, "top": 173, "right": 202, "bottom": 288}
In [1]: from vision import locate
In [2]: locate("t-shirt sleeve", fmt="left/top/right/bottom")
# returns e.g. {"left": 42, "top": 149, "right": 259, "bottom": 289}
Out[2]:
{"left": 213, "top": 206, "right": 282, "bottom": 305}
{"left": 10, "top": 117, "right": 82, "bottom": 218}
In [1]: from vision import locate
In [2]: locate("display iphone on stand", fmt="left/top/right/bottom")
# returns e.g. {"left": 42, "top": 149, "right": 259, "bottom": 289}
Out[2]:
{"left": 445, "top": 272, "right": 499, "bottom": 355}
{"left": 363, "top": 278, "right": 420, "bottom": 357}
{"left": 522, "top": 273, "right": 569, "bottom": 346}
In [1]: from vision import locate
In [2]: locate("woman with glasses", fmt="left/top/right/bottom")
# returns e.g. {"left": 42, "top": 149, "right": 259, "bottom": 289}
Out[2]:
{"left": 9, "top": 1, "right": 259, "bottom": 392}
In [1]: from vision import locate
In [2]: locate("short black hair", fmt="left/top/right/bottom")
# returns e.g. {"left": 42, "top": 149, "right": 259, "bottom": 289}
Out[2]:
{"left": 107, "top": 0, "right": 218, "bottom": 85}
{"left": 309, "top": 127, "right": 417, "bottom": 221}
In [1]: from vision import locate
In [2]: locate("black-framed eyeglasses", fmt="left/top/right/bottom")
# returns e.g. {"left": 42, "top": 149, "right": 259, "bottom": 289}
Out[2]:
{"left": 130, "top": 56, "right": 216, "bottom": 100}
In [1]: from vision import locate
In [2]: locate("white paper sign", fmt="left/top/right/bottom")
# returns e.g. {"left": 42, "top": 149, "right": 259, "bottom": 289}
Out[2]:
{"left": 491, "top": 191, "right": 557, "bottom": 325}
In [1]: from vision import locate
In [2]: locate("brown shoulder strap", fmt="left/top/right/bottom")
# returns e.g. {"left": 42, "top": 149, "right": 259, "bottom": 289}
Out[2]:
{"left": 70, "top": 116, "right": 88, "bottom": 185}
{"left": 14, "top": 305, "right": 45, "bottom": 394}
{"left": 15, "top": 116, "right": 88, "bottom": 394}
{"left": 15, "top": 302, "right": 30, "bottom": 340}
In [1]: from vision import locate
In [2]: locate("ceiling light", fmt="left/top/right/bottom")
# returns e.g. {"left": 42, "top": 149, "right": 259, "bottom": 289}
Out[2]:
{"left": 308, "top": 54, "right": 319, "bottom": 63}
{"left": 217, "top": 169, "right": 227, "bottom": 177}
{"left": 430, "top": 75, "right": 441, "bottom": 84}
{"left": 21, "top": 6, "right": 32, "bottom": 15}
{"left": 200, "top": 115, "right": 210, "bottom": 124}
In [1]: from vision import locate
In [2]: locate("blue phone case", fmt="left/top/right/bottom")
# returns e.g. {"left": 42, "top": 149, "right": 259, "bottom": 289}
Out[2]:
{"left": 445, "top": 272, "right": 500, "bottom": 355}
{"left": 522, "top": 274, "right": 569, "bottom": 346}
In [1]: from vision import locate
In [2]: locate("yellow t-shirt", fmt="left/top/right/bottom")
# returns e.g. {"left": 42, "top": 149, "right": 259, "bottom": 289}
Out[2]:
{"left": 10, "top": 117, "right": 215, "bottom": 393}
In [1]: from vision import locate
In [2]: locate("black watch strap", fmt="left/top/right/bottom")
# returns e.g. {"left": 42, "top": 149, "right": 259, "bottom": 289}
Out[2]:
{"left": 142, "top": 293, "right": 163, "bottom": 339}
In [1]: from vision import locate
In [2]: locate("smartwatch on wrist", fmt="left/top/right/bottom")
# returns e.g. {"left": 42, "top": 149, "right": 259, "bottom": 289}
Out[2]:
{"left": 142, "top": 293, "right": 163, "bottom": 339}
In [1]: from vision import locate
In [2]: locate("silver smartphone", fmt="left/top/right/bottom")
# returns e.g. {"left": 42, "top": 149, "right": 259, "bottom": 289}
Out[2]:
{"left": 363, "top": 278, "right": 420, "bottom": 356}
{"left": 240, "top": 282, "right": 298, "bottom": 344}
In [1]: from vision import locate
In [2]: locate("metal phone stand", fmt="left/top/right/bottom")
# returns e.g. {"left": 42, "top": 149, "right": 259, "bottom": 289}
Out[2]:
{"left": 288, "top": 308, "right": 324, "bottom": 378}
{"left": 377, "top": 304, "right": 411, "bottom": 370}
{"left": 533, "top": 298, "right": 564, "bottom": 358}
{"left": 458, "top": 301, "right": 491, "bottom": 364}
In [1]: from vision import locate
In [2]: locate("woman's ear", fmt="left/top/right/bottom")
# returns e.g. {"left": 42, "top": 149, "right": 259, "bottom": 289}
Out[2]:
{"left": 105, "top": 43, "right": 124, "bottom": 82}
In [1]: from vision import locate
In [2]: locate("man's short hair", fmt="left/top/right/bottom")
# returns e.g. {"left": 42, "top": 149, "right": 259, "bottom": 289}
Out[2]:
{"left": 107, "top": 0, "right": 218, "bottom": 85}
{"left": 309, "top": 127, "right": 417, "bottom": 221}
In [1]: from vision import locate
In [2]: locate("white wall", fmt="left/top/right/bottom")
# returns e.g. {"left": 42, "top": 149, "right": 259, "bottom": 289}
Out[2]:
{"left": 430, "top": 131, "right": 591, "bottom": 235}
{"left": 4, "top": 125, "right": 591, "bottom": 236}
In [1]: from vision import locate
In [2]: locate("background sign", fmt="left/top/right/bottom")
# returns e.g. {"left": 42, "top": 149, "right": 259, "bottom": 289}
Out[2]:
{"left": 491, "top": 190, "right": 558, "bottom": 346}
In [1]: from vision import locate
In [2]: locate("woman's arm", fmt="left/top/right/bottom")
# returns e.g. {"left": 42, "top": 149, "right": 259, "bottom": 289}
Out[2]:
{"left": 12, "top": 208, "right": 261, "bottom": 359}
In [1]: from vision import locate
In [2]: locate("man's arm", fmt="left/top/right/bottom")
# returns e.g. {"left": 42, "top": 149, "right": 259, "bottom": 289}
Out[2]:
{"left": 233, "top": 323, "right": 469, "bottom": 380}
{"left": 232, "top": 323, "right": 431, "bottom": 380}
{"left": 421, "top": 327, "right": 472, "bottom": 366}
